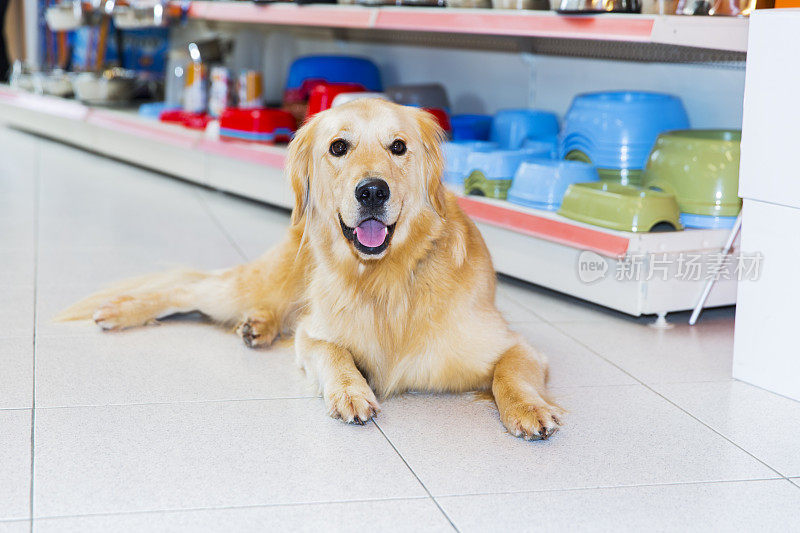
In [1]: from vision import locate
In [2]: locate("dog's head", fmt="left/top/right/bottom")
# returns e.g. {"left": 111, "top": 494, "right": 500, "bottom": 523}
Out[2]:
{"left": 286, "top": 99, "right": 446, "bottom": 261}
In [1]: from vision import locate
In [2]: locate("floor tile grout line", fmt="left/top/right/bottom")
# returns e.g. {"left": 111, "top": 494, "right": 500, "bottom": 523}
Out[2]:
{"left": 33, "top": 395, "right": 323, "bottom": 411}
{"left": 26, "top": 496, "right": 433, "bottom": 523}
{"left": 29, "top": 136, "right": 42, "bottom": 531}
{"left": 373, "top": 420, "right": 460, "bottom": 533}
{"left": 536, "top": 317, "right": 791, "bottom": 480}
{"left": 195, "top": 191, "right": 251, "bottom": 262}
{"left": 428, "top": 476, "right": 789, "bottom": 500}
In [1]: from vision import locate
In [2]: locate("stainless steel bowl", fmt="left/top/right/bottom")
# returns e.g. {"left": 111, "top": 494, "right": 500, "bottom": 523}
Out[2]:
{"left": 557, "top": 0, "right": 641, "bottom": 12}
{"left": 42, "top": 71, "right": 74, "bottom": 98}
{"left": 113, "top": 2, "right": 168, "bottom": 29}
{"left": 72, "top": 69, "right": 139, "bottom": 105}
{"left": 44, "top": 1, "right": 86, "bottom": 31}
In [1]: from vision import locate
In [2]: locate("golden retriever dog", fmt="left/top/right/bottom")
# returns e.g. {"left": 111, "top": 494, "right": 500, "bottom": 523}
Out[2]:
{"left": 58, "top": 99, "right": 564, "bottom": 440}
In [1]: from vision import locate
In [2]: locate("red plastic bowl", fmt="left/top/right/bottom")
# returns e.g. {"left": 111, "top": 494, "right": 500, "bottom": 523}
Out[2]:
{"left": 219, "top": 108, "right": 297, "bottom": 144}
{"left": 159, "top": 109, "right": 189, "bottom": 125}
{"left": 423, "top": 107, "right": 451, "bottom": 133}
{"left": 306, "top": 82, "right": 366, "bottom": 119}
{"left": 183, "top": 113, "right": 212, "bottom": 130}
{"left": 158, "top": 110, "right": 211, "bottom": 130}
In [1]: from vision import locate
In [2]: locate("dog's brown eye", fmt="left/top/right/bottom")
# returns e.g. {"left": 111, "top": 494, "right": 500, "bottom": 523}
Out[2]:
{"left": 329, "top": 139, "right": 348, "bottom": 157}
{"left": 390, "top": 139, "right": 407, "bottom": 156}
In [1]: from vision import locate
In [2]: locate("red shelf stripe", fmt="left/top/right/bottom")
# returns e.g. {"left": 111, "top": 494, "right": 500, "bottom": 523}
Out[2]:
{"left": 457, "top": 196, "right": 629, "bottom": 258}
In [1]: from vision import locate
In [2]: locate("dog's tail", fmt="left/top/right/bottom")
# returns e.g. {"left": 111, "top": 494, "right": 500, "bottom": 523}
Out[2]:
{"left": 54, "top": 268, "right": 206, "bottom": 322}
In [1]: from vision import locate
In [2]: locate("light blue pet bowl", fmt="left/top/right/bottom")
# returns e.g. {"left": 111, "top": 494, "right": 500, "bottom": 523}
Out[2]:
{"left": 466, "top": 148, "right": 537, "bottom": 181}
{"left": 507, "top": 159, "right": 599, "bottom": 211}
{"left": 522, "top": 137, "right": 559, "bottom": 159}
{"left": 680, "top": 213, "right": 738, "bottom": 230}
{"left": 442, "top": 141, "right": 498, "bottom": 186}
{"left": 560, "top": 91, "right": 690, "bottom": 170}
{"left": 490, "top": 109, "right": 560, "bottom": 150}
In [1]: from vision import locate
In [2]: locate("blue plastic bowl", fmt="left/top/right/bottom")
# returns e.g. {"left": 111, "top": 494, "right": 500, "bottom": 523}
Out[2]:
{"left": 507, "top": 159, "right": 599, "bottom": 211}
{"left": 560, "top": 91, "right": 689, "bottom": 170}
{"left": 490, "top": 109, "right": 560, "bottom": 150}
{"left": 138, "top": 102, "right": 178, "bottom": 120}
{"left": 466, "top": 148, "right": 538, "bottom": 180}
{"left": 442, "top": 141, "right": 498, "bottom": 186}
{"left": 680, "top": 213, "right": 738, "bottom": 230}
{"left": 451, "top": 114, "right": 492, "bottom": 141}
{"left": 522, "top": 137, "right": 559, "bottom": 159}
{"left": 285, "top": 56, "right": 382, "bottom": 91}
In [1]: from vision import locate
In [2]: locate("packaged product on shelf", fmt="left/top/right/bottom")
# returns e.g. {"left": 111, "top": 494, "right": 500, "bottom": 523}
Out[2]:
{"left": 209, "top": 66, "right": 232, "bottom": 118}
{"left": 183, "top": 62, "right": 207, "bottom": 113}
{"left": 238, "top": 70, "right": 263, "bottom": 109}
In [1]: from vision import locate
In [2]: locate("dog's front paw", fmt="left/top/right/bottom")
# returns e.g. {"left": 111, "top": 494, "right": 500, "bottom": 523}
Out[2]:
{"left": 93, "top": 296, "right": 153, "bottom": 330}
{"left": 236, "top": 312, "right": 280, "bottom": 349}
{"left": 325, "top": 383, "right": 380, "bottom": 425}
{"left": 501, "top": 400, "right": 564, "bottom": 441}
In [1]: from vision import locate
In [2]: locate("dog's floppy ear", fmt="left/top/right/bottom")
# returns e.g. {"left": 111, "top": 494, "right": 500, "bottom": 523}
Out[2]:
{"left": 416, "top": 109, "right": 447, "bottom": 219}
{"left": 285, "top": 116, "right": 317, "bottom": 226}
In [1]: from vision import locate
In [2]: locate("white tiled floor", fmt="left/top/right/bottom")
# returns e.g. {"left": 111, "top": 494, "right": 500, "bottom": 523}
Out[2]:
{"left": 2, "top": 127, "right": 800, "bottom": 532}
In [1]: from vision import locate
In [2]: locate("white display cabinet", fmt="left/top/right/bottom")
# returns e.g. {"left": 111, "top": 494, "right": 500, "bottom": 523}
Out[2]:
{"left": 733, "top": 9, "right": 800, "bottom": 402}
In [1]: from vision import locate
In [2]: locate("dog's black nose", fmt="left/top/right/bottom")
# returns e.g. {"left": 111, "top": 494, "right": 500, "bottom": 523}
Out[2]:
{"left": 355, "top": 178, "right": 390, "bottom": 208}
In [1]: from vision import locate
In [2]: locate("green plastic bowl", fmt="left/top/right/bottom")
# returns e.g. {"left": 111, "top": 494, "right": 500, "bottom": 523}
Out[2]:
{"left": 565, "top": 150, "right": 643, "bottom": 186}
{"left": 558, "top": 182, "right": 683, "bottom": 233}
{"left": 643, "top": 129, "right": 742, "bottom": 217}
{"left": 464, "top": 170, "right": 512, "bottom": 199}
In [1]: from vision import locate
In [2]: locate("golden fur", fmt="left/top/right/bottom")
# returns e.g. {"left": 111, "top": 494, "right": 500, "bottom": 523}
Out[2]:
{"left": 58, "top": 99, "right": 563, "bottom": 439}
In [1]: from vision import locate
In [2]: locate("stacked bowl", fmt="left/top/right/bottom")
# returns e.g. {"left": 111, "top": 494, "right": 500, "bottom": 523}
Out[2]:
{"left": 490, "top": 108, "right": 560, "bottom": 150}
{"left": 560, "top": 91, "right": 689, "bottom": 186}
{"left": 441, "top": 141, "right": 498, "bottom": 186}
{"left": 462, "top": 143, "right": 555, "bottom": 199}
{"left": 643, "top": 129, "right": 742, "bottom": 229}
{"left": 507, "top": 159, "right": 599, "bottom": 211}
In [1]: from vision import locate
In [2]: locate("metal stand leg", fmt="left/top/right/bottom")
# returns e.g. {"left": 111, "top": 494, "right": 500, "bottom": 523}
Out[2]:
{"left": 689, "top": 212, "right": 743, "bottom": 326}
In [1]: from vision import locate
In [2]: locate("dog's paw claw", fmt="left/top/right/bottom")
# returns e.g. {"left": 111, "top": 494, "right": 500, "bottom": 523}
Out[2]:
{"left": 236, "top": 314, "right": 279, "bottom": 349}
{"left": 325, "top": 385, "right": 380, "bottom": 425}
{"left": 502, "top": 401, "right": 564, "bottom": 442}
{"left": 92, "top": 296, "right": 147, "bottom": 331}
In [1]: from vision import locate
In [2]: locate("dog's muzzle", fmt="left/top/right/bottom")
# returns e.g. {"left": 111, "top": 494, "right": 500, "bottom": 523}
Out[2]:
{"left": 339, "top": 177, "right": 396, "bottom": 256}
{"left": 339, "top": 214, "right": 396, "bottom": 256}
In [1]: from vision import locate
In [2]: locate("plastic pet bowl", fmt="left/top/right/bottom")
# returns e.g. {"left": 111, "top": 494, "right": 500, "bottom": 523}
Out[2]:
{"left": 560, "top": 91, "right": 690, "bottom": 173}
{"left": 507, "top": 159, "right": 599, "bottom": 211}
{"left": 284, "top": 56, "right": 382, "bottom": 102}
{"left": 464, "top": 170, "right": 513, "bottom": 199}
{"left": 219, "top": 108, "right": 296, "bottom": 144}
{"left": 680, "top": 213, "right": 738, "bottom": 230}
{"left": 643, "top": 129, "right": 742, "bottom": 217}
{"left": 490, "top": 109, "right": 560, "bottom": 150}
{"left": 306, "top": 82, "right": 366, "bottom": 119}
{"left": 139, "top": 102, "right": 177, "bottom": 120}
{"left": 558, "top": 182, "right": 683, "bottom": 232}
{"left": 386, "top": 83, "right": 450, "bottom": 110}
{"left": 564, "top": 149, "right": 643, "bottom": 186}
{"left": 451, "top": 114, "right": 492, "bottom": 141}
{"left": 442, "top": 141, "right": 498, "bottom": 186}
{"left": 159, "top": 110, "right": 211, "bottom": 130}
{"left": 522, "top": 137, "right": 559, "bottom": 159}
{"left": 464, "top": 148, "right": 537, "bottom": 199}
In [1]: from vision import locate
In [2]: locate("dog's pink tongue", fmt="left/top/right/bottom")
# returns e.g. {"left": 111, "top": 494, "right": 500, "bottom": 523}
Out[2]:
{"left": 354, "top": 219, "right": 388, "bottom": 248}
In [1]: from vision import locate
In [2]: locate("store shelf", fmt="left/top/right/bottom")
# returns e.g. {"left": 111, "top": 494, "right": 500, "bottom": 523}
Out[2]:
{"left": 0, "top": 87, "right": 738, "bottom": 316}
{"left": 184, "top": 1, "right": 748, "bottom": 52}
